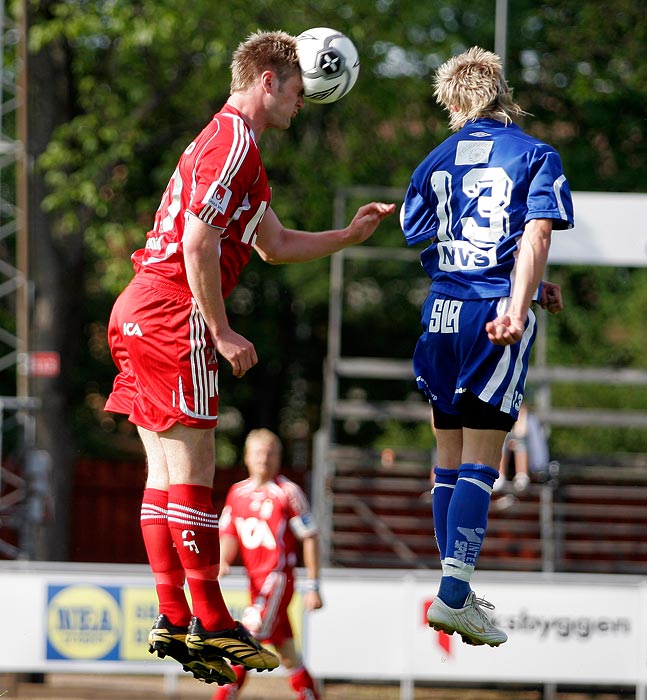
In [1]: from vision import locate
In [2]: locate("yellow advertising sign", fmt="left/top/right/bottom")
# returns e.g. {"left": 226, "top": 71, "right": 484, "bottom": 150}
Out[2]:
{"left": 46, "top": 581, "right": 304, "bottom": 662}
{"left": 47, "top": 584, "right": 122, "bottom": 660}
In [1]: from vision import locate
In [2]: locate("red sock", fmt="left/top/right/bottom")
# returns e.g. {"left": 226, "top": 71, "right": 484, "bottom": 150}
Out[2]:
{"left": 187, "top": 577, "right": 235, "bottom": 631}
{"left": 141, "top": 488, "right": 191, "bottom": 626}
{"left": 211, "top": 665, "right": 246, "bottom": 700}
{"left": 289, "top": 665, "right": 320, "bottom": 700}
{"left": 168, "top": 484, "right": 234, "bottom": 630}
{"left": 155, "top": 583, "right": 192, "bottom": 627}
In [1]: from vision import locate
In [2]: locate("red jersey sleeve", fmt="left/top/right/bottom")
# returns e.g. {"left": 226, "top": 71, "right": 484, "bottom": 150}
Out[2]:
{"left": 278, "top": 476, "right": 319, "bottom": 539}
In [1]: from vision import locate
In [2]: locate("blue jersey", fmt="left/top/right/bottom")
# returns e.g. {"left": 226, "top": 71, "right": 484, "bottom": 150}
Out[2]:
{"left": 401, "top": 118, "right": 574, "bottom": 300}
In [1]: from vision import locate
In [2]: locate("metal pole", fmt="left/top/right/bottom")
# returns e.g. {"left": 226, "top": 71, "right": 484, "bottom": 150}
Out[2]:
{"left": 539, "top": 482, "right": 555, "bottom": 572}
{"left": 16, "top": 0, "right": 29, "bottom": 401}
{"left": 315, "top": 190, "right": 348, "bottom": 566}
{"left": 311, "top": 429, "right": 333, "bottom": 566}
{"left": 0, "top": 0, "right": 4, "bottom": 501}
{"left": 0, "top": 0, "right": 4, "bottom": 136}
{"left": 16, "top": 0, "right": 38, "bottom": 560}
{"left": 534, "top": 268, "right": 553, "bottom": 430}
{"left": 399, "top": 677, "right": 414, "bottom": 700}
{"left": 322, "top": 189, "right": 347, "bottom": 438}
{"left": 543, "top": 682, "right": 557, "bottom": 700}
{"left": 0, "top": 399, "right": 4, "bottom": 498}
{"left": 494, "top": 0, "right": 508, "bottom": 72}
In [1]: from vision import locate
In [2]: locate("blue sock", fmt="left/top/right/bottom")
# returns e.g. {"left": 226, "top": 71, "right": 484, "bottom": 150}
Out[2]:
{"left": 431, "top": 467, "right": 458, "bottom": 561}
{"left": 438, "top": 463, "right": 499, "bottom": 608}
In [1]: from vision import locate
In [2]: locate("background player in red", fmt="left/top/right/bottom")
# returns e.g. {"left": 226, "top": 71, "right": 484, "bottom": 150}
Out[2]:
{"left": 214, "top": 429, "right": 322, "bottom": 700}
{"left": 104, "top": 29, "right": 395, "bottom": 684}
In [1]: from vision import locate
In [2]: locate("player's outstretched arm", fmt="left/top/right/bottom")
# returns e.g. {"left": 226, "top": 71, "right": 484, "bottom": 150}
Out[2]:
{"left": 254, "top": 202, "right": 396, "bottom": 264}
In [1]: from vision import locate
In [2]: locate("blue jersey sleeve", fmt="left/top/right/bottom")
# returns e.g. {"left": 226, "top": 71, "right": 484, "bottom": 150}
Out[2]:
{"left": 526, "top": 149, "right": 574, "bottom": 230}
{"left": 401, "top": 181, "right": 438, "bottom": 246}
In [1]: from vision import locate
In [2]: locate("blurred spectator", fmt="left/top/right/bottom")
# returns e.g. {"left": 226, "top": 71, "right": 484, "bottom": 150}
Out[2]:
{"left": 497, "top": 403, "right": 550, "bottom": 494}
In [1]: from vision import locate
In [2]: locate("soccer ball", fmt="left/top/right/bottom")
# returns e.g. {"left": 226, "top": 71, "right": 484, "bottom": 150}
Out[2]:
{"left": 296, "top": 27, "right": 360, "bottom": 104}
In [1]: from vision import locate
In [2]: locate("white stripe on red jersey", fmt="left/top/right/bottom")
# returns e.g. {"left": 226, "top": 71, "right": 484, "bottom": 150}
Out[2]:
{"left": 131, "top": 104, "right": 271, "bottom": 299}
{"left": 221, "top": 475, "right": 317, "bottom": 578}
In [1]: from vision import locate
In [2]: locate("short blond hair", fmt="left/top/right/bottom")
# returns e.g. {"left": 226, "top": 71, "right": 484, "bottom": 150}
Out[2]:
{"left": 434, "top": 46, "right": 525, "bottom": 131}
{"left": 244, "top": 428, "right": 282, "bottom": 455}
{"left": 230, "top": 30, "right": 300, "bottom": 93}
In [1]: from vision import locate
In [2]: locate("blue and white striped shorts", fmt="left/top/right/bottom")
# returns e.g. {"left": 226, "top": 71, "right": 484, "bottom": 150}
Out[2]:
{"left": 412, "top": 292, "right": 537, "bottom": 421}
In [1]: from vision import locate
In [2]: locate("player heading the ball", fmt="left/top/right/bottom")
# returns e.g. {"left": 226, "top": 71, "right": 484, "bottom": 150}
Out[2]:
{"left": 105, "top": 29, "right": 394, "bottom": 684}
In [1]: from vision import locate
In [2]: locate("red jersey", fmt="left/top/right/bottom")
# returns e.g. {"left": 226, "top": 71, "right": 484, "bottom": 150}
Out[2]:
{"left": 220, "top": 475, "right": 318, "bottom": 580}
{"left": 131, "top": 104, "right": 271, "bottom": 298}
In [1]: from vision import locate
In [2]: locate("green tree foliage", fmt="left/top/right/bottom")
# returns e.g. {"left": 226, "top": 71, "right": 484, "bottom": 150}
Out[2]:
{"left": 507, "top": 0, "right": 647, "bottom": 192}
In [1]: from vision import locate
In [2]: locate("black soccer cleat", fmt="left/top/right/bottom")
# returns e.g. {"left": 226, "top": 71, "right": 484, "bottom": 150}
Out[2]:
{"left": 185, "top": 617, "right": 279, "bottom": 671}
{"left": 148, "top": 614, "right": 237, "bottom": 684}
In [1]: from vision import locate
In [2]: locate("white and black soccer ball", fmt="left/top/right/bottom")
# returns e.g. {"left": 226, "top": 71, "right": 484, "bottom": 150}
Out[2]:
{"left": 296, "top": 27, "right": 360, "bottom": 104}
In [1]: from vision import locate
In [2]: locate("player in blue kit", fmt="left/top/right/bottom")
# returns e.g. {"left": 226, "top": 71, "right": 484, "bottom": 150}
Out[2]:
{"left": 401, "top": 47, "right": 574, "bottom": 646}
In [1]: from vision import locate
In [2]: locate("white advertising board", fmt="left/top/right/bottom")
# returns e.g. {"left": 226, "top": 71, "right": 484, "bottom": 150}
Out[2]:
{"left": 0, "top": 564, "right": 258, "bottom": 675}
{"left": 0, "top": 563, "right": 645, "bottom": 696}
{"left": 549, "top": 191, "right": 647, "bottom": 267}
{"left": 308, "top": 570, "right": 647, "bottom": 689}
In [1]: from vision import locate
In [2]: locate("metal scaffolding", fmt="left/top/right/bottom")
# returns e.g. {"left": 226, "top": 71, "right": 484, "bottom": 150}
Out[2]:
{"left": 0, "top": 0, "right": 39, "bottom": 559}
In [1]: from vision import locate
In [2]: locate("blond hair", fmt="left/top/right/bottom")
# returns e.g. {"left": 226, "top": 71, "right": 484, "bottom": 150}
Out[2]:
{"left": 244, "top": 428, "right": 283, "bottom": 456}
{"left": 434, "top": 46, "right": 526, "bottom": 131}
{"left": 230, "top": 30, "right": 300, "bottom": 94}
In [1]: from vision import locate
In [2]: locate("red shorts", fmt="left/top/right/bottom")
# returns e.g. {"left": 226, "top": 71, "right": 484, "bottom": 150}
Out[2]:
{"left": 105, "top": 273, "right": 219, "bottom": 431}
{"left": 251, "top": 571, "right": 295, "bottom": 647}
